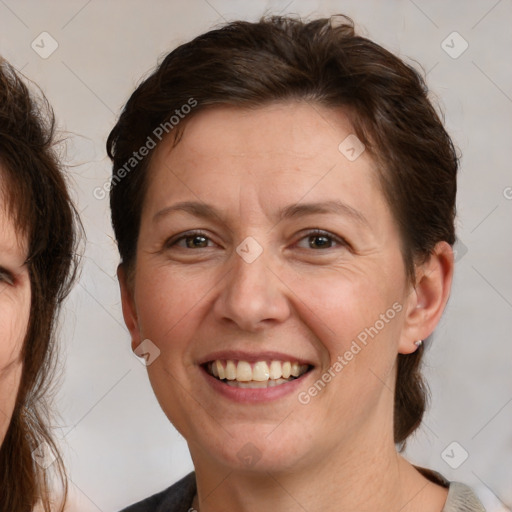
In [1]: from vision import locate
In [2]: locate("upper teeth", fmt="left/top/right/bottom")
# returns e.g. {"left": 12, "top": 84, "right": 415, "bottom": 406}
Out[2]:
{"left": 209, "top": 360, "right": 309, "bottom": 382}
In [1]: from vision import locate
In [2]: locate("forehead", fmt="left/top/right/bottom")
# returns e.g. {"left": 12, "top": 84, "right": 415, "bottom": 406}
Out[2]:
{"left": 0, "top": 171, "right": 28, "bottom": 256}
{"left": 163, "top": 102, "right": 358, "bottom": 165}
{"left": 144, "top": 102, "right": 388, "bottom": 223}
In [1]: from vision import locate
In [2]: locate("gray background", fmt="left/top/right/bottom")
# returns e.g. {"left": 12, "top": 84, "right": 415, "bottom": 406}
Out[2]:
{"left": 0, "top": 1, "right": 510, "bottom": 510}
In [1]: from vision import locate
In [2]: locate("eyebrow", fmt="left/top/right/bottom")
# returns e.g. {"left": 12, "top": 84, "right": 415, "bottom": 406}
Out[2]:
{"left": 153, "top": 199, "right": 369, "bottom": 228}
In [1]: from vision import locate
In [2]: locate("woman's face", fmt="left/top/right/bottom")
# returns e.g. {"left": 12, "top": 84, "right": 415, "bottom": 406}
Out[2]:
{"left": 120, "top": 102, "right": 426, "bottom": 472}
{"left": 0, "top": 188, "right": 31, "bottom": 445}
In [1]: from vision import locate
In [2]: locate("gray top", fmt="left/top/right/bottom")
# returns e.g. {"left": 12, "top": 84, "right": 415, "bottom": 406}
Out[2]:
{"left": 443, "top": 482, "right": 486, "bottom": 512}
{"left": 120, "top": 471, "right": 486, "bottom": 512}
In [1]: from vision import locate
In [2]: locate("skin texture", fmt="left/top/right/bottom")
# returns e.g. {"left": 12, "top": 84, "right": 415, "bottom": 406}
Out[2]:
{"left": 119, "top": 102, "right": 454, "bottom": 511}
{"left": 0, "top": 190, "right": 30, "bottom": 446}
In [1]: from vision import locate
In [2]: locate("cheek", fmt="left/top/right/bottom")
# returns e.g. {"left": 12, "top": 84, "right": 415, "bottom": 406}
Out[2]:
{"left": 285, "top": 262, "right": 404, "bottom": 351}
{"left": 288, "top": 270, "right": 405, "bottom": 418}
{"left": 134, "top": 266, "right": 208, "bottom": 351}
{"left": 281, "top": 262, "right": 407, "bottom": 421}
{"left": 0, "top": 361, "right": 23, "bottom": 444}
{"left": 0, "top": 297, "right": 30, "bottom": 365}
{"left": 133, "top": 267, "right": 213, "bottom": 436}
{"left": 0, "top": 297, "right": 30, "bottom": 444}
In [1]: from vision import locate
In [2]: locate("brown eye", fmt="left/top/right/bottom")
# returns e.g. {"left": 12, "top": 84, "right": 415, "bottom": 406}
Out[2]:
{"left": 296, "top": 229, "right": 347, "bottom": 250}
{"left": 166, "top": 231, "right": 213, "bottom": 249}
{"left": 0, "top": 267, "right": 15, "bottom": 286}
{"left": 308, "top": 234, "right": 333, "bottom": 249}
{"left": 184, "top": 234, "right": 209, "bottom": 248}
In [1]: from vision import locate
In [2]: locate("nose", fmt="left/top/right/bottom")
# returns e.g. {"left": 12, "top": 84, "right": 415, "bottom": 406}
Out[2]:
{"left": 213, "top": 246, "right": 291, "bottom": 332}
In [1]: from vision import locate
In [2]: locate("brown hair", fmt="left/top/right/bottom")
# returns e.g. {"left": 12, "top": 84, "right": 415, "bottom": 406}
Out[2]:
{"left": 0, "top": 58, "right": 79, "bottom": 511}
{"left": 107, "top": 15, "right": 458, "bottom": 445}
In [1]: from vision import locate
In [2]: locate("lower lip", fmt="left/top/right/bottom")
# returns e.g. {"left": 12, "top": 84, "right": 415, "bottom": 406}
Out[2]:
{"left": 200, "top": 366, "right": 312, "bottom": 403}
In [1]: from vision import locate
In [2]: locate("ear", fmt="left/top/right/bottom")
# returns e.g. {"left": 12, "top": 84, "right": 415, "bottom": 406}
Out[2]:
{"left": 398, "top": 241, "right": 454, "bottom": 354}
{"left": 117, "top": 265, "right": 142, "bottom": 352}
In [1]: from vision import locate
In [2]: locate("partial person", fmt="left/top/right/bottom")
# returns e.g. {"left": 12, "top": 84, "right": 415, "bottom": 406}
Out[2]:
{"left": 0, "top": 58, "right": 79, "bottom": 512}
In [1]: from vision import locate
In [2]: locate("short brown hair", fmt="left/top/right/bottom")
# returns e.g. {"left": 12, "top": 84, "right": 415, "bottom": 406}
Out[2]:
{"left": 0, "top": 58, "right": 79, "bottom": 511}
{"left": 107, "top": 15, "right": 458, "bottom": 445}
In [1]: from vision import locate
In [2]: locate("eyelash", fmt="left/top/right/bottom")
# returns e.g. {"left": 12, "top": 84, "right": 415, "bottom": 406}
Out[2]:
{"left": 166, "top": 229, "right": 348, "bottom": 251}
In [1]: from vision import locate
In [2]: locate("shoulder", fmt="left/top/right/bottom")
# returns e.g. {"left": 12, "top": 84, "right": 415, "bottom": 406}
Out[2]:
{"left": 119, "top": 472, "right": 196, "bottom": 512}
{"left": 443, "top": 481, "right": 486, "bottom": 512}
{"left": 414, "top": 466, "right": 485, "bottom": 512}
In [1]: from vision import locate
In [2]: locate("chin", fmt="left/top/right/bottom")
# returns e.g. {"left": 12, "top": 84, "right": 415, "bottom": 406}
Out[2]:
{"left": 193, "top": 427, "right": 308, "bottom": 474}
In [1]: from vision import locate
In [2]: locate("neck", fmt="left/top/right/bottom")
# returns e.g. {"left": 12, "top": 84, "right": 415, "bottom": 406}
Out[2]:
{"left": 189, "top": 427, "right": 447, "bottom": 512}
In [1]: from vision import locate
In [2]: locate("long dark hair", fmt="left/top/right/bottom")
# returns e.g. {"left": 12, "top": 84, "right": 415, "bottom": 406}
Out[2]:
{"left": 0, "top": 58, "right": 80, "bottom": 511}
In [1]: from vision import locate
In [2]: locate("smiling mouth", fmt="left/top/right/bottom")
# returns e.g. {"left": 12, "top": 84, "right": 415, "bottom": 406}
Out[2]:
{"left": 204, "top": 359, "right": 312, "bottom": 388}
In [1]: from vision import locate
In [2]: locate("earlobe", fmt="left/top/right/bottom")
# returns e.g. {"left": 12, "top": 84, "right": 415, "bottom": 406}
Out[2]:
{"left": 117, "top": 264, "right": 142, "bottom": 351}
{"left": 398, "top": 241, "right": 454, "bottom": 354}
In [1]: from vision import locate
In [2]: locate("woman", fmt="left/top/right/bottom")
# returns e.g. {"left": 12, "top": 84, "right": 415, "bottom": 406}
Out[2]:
{"left": 107, "top": 15, "right": 485, "bottom": 512}
{"left": 0, "top": 58, "right": 78, "bottom": 511}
